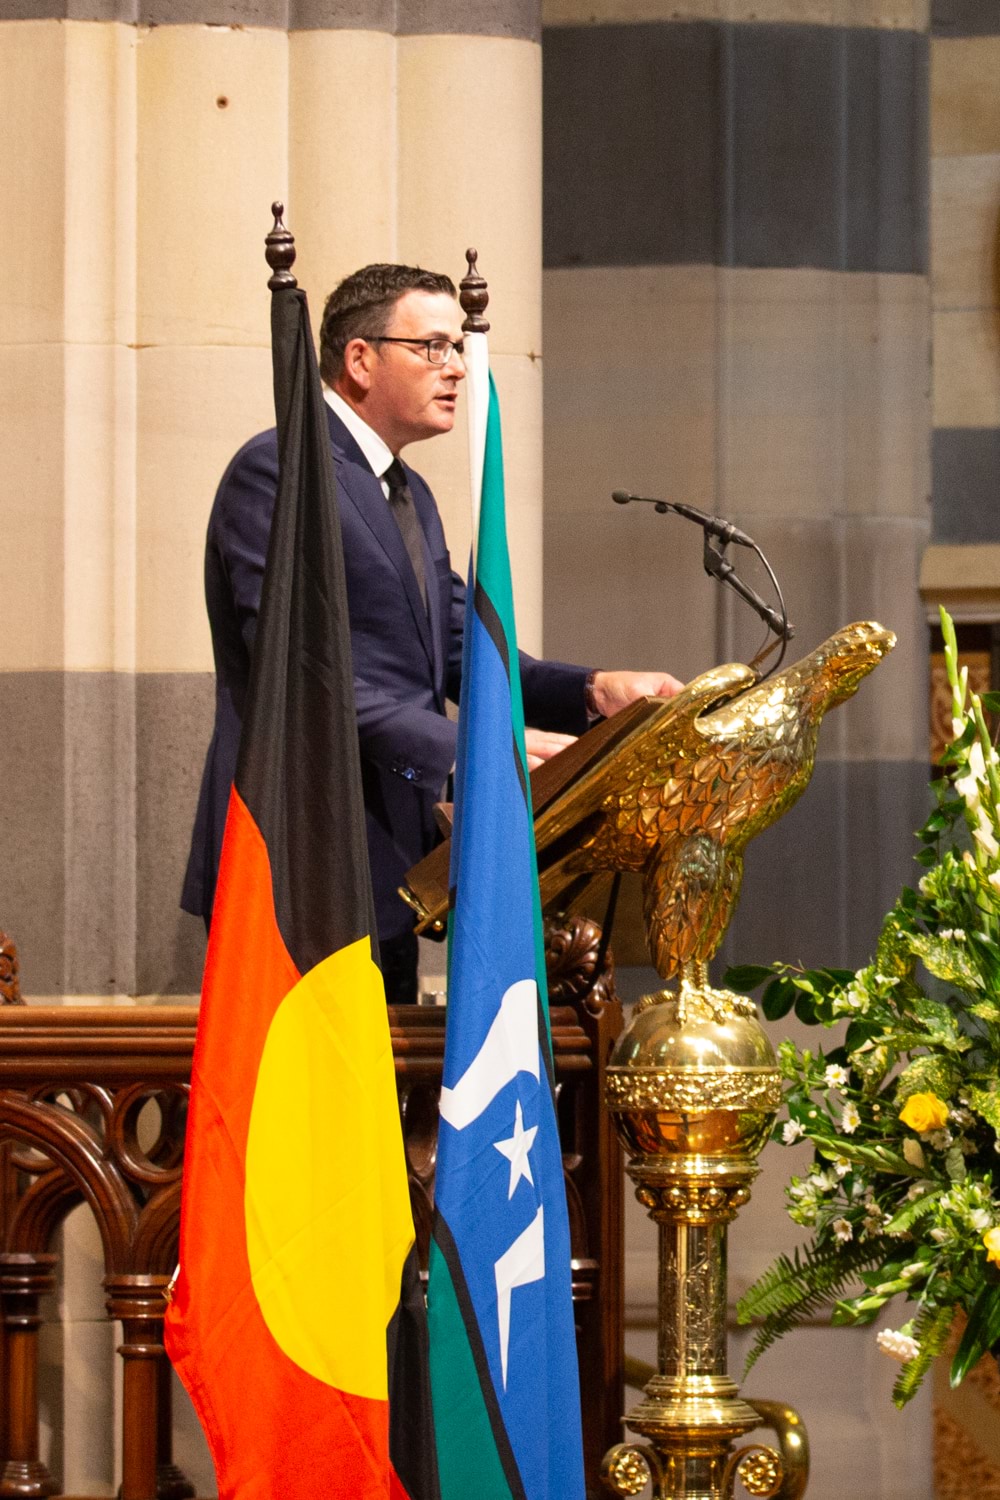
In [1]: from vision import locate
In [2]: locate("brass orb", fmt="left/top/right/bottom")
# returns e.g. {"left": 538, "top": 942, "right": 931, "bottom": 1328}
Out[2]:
{"left": 605, "top": 990, "right": 781, "bottom": 1163}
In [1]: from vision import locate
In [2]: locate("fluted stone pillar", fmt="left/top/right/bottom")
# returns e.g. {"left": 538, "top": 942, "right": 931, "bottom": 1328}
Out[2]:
{"left": 0, "top": 0, "right": 544, "bottom": 1007}
{"left": 0, "top": 3, "right": 543, "bottom": 1492}
{"left": 540, "top": 2, "right": 936, "bottom": 1496}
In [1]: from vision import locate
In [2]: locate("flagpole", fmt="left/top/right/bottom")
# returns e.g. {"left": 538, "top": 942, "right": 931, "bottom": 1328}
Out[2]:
{"left": 459, "top": 249, "right": 490, "bottom": 560}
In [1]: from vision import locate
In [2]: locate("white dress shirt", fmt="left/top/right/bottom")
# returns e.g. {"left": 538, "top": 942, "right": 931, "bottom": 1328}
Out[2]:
{"left": 323, "top": 387, "right": 395, "bottom": 498}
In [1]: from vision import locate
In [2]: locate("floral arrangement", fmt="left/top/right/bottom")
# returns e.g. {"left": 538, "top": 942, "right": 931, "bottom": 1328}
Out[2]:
{"left": 728, "top": 609, "right": 1000, "bottom": 1406}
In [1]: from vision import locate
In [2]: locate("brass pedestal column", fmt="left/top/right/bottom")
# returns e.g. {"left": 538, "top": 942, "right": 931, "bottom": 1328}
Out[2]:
{"left": 601, "top": 968, "right": 805, "bottom": 1500}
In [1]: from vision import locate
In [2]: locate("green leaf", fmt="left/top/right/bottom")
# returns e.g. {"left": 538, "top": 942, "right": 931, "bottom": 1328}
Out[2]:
{"left": 966, "top": 1085, "right": 1000, "bottom": 1133}
{"left": 884, "top": 1191, "right": 941, "bottom": 1235}
{"left": 850, "top": 1040, "right": 895, "bottom": 1095}
{"left": 895, "top": 1054, "right": 960, "bottom": 1105}
{"left": 893, "top": 1304, "right": 954, "bottom": 1407}
{"left": 970, "top": 1000, "right": 1000, "bottom": 1024}
{"left": 909, "top": 933, "right": 984, "bottom": 994}
{"left": 944, "top": 1145, "right": 967, "bottom": 1183}
{"left": 815, "top": 1137, "right": 921, "bottom": 1176}
{"left": 762, "top": 976, "right": 797, "bottom": 1022}
{"left": 794, "top": 991, "right": 818, "bottom": 1025}
{"left": 898, "top": 994, "right": 970, "bottom": 1053}
{"left": 951, "top": 1282, "right": 1000, "bottom": 1387}
{"left": 980, "top": 691, "right": 1000, "bottom": 713}
{"left": 724, "top": 964, "right": 776, "bottom": 993}
{"left": 739, "top": 1238, "right": 886, "bottom": 1374}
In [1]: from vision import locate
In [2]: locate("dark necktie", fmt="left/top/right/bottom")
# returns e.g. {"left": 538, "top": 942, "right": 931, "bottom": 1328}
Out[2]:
{"left": 384, "top": 459, "right": 427, "bottom": 611}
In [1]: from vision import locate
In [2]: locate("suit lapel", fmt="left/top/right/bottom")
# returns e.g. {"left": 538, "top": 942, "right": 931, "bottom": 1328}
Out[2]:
{"left": 326, "top": 405, "right": 435, "bottom": 666}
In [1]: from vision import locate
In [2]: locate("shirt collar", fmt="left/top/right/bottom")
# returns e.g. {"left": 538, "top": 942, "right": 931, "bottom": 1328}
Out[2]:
{"left": 324, "top": 387, "right": 395, "bottom": 481}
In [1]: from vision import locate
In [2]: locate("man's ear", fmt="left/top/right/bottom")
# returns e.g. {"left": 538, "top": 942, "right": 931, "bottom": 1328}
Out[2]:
{"left": 342, "top": 336, "right": 375, "bottom": 392}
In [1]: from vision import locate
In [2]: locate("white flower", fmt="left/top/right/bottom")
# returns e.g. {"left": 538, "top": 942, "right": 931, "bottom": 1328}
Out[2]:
{"left": 832, "top": 1218, "right": 853, "bottom": 1243}
{"left": 901, "top": 1262, "right": 925, "bottom": 1281}
{"left": 782, "top": 1120, "right": 805, "bottom": 1145}
{"left": 877, "top": 1329, "right": 920, "bottom": 1364}
{"left": 938, "top": 929, "right": 965, "bottom": 942}
{"left": 989, "top": 870, "right": 1000, "bottom": 893}
{"left": 930, "top": 1226, "right": 950, "bottom": 1244}
{"left": 969, "top": 1209, "right": 992, "bottom": 1233}
{"left": 833, "top": 1156, "right": 851, "bottom": 1178}
{"left": 824, "top": 1064, "right": 849, "bottom": 1089}
{"left": 955, "top": 741, "right": 987, "bottom": 808}
{"left": 974, "top": 822, "right": 1000, "bottom": 861}
{"left": 834, "top": 980, "right": 869, "bottom": 1015}
{"left": 809, "top": 1170, "right": 837, "bottom": 1194}
{"left": 903, "top": 1138, "right": 926, "bottom": 1170}
{"left": 841, "top": 1103, "right": 861, "bottom": 1134}
{"left": 925, "top": 1129, "right": 953, "bottom": 1152}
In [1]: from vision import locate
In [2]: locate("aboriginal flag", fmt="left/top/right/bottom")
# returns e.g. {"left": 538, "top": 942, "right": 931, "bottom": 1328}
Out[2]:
{"left": 165, "top": 277, "right": 438, "bottom": 1500}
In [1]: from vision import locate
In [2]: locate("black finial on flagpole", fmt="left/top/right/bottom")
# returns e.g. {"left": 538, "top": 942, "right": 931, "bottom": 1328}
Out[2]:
{"left": 459, "top": 248, "right": 489, "bottom": 334}
{"left": 265, "top": 202, "right": 297, "bottom": 290}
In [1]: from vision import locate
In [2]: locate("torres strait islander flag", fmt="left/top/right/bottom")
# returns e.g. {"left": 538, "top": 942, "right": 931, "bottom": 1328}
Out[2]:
{"left": 164, "top": 272, "right": 439, "bottom": 1500}
{"left": 425, "top": 337, "right": 586, "bottom": 1497}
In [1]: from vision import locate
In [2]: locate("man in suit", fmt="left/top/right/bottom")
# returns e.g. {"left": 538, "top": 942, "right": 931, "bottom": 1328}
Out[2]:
{"left": 182, "top": 263, "right": 682, "bottom": 1001}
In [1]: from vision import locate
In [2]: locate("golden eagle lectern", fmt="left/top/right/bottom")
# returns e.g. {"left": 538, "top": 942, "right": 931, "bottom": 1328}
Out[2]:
{"left": 533, "top": 620, "right": 895, "bottom": 1000}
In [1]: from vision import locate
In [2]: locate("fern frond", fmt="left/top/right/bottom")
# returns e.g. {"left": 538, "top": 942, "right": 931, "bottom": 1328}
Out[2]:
{"left": 738, "top": 1238, "right": 886, "bottom": 1375}
{"left": 891, "top": 1303, "right": 953, "bottom": 1407}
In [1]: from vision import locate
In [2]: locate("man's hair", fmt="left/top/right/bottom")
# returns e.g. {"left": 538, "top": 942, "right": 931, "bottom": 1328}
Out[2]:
{"left": 319, "top": 263, "right": 457, "bottom": 385}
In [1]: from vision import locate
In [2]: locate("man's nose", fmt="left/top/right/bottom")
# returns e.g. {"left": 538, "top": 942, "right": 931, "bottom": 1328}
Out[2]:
{"left": 444, "top": 347, "right": 466, "bottom": 379}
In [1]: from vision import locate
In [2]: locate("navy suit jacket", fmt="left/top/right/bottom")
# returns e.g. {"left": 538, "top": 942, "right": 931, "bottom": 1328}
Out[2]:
{"left": 182, "top": 404, "right": 590, "bottom": 942}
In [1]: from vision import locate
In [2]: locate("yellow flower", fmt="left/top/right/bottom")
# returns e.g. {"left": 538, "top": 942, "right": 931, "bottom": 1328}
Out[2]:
{"left": 984, "top": 1227, "right": 1000, "bottom": 1267}
{"left": 899, "top": 1093, "right": 949, "bottom": 1134}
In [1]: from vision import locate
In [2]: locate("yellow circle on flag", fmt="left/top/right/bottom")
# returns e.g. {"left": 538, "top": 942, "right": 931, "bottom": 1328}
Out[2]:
{"left": 244, "top": 937, "right": 413, "bottom": 1398}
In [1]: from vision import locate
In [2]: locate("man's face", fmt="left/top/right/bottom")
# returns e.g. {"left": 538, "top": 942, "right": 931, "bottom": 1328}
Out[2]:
{"left": 360, "top": 290, "right": 466, "bottom": 453}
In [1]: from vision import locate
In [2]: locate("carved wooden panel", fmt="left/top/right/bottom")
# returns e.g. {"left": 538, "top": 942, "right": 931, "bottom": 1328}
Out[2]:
{"left": 0, "top": 916, "right": 623, "bottom": 1499}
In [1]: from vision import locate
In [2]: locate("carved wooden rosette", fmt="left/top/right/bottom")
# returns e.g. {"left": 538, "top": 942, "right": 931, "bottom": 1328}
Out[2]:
{"left": 0, "top": 914, "right": 622, "bottom": 1496}
{"left": 0, "top": 936, "right": 23, "bottom": 1007}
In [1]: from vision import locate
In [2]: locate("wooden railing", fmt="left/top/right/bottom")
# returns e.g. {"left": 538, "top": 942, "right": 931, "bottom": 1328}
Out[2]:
{"left": 0, "top": 920, "right": 624, "bottom": 1500}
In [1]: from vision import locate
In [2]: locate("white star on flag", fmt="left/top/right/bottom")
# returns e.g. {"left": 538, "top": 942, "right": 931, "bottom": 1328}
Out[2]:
{"left": 494, "top": 1099, "right": 538, "bottom": 1199}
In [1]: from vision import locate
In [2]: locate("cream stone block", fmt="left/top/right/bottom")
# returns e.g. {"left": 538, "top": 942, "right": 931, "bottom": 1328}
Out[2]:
{"left": 932, "top": 154, "right": 1000, "bottom": 313}
{"left": 58, "top": 1203, "right": 109, "bottom": 1323}
{"left": 0, "top": 21, "right": 67, "bottom": 345}
{"left": 136, "top": 25, "right": 288, "bottom": 349}
{"left": 63, "top": 343, "right": 137, "bottom": 673}
{"left": 542, "top": 0, "right": 929, "bottom": 26}
{"left": 172, "top": 1370, "right": 217, "bottom": 1498}
{"left": 839, "top": 272, "right": 931, "bottom": 521}
{"left": 64, "top": 22, "right": 137, "bottom": 348}
{"left": 920, "top": 541, "right": 1000, "bottom": 603}
{"left": 0, "top": 345, "right": 66, "bottom": 670}
{"left": 543, "top": 507, "right": 718, "bottom": 687}
{"left": 933, "top": 306, "right": 1000, "bottom": 428}
{"left": 719, "top": 268, "right": 929, "bottom": 521}
{"left": 932, "top": 37, "right": 1000, "bottom": 159}
{"left": 136, "top": 344, "right": 275, "bottom": 673}
{"left": 60, "top": 1318, "right": 117, "bottom": 1495}
{"left": 397, "top": 35, "right": 541, "bottom": 356}
{"left": 289, "top": 29, "right": 397, "bottom": 302}
{"left": 543, "top": 264, "right": 718, "bottom": 518}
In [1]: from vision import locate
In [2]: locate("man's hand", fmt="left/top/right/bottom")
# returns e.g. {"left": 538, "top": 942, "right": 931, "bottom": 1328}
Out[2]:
{"left": 590, "top": 669, "right": 684, "bottom": 720}
{"left": 524, "top": 729, "right": 577, "bottom": 771}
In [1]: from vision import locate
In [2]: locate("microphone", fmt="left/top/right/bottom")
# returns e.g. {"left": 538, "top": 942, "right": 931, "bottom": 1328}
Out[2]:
{"left": 612, "top": 491, "right": 755, "bottom": 548}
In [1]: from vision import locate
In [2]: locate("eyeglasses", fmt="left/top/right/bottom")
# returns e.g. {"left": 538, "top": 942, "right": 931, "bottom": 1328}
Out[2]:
{"left": 361, "top": 336, "right": 465, "bottom": 367}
